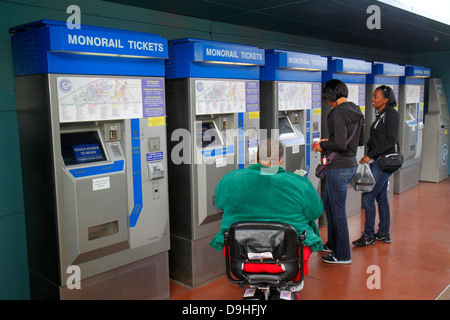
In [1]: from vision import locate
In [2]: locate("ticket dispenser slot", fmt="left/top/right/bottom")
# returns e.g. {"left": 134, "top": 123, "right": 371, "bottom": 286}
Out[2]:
{"left": 149, "top": 162, "right": 164, "bottom": 180}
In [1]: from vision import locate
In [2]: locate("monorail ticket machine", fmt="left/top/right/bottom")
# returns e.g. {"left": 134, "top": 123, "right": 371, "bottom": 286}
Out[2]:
{"left": 322, "top": 57, "right": 371, "bottom": 219}
{"left": 10, "top": 20, "right": 170, "bottom": 299}
{"left": 366, "top": 62, "right": 405, "bottom": 199}
{"left": 395, "top": 65, "right": 430, "bottom": 193}
{"left": 165, "top": 38, "right": 264, "bottom": 287}
{"left": 260, "top": 50, "right": 327, "bottom": 194}
{"left": 420, "top": 78, "right": 450, "bottom": 183}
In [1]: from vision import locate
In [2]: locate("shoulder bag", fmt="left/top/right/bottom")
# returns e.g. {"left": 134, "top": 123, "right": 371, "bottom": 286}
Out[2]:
{"left": 373, "top": 113, "right": 404, "bottom": 173}
{"left": 377, "top": 143, "right": 403, "bottom": 173}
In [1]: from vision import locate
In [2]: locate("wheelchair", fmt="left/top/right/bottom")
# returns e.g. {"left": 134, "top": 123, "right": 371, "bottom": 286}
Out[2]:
{"left": 224, "top": 221, "right": 306, "bottom": 300}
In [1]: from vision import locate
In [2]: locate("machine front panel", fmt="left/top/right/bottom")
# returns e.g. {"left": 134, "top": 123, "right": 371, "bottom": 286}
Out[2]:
{"left": 49, "top": 74, "right": 170, "bottom": 283}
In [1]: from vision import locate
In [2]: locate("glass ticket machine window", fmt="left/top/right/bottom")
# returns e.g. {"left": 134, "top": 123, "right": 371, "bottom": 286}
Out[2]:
{"left": 198, "top": 120, "right": 224, "bottom": 149}
{"left": 404, "top": 103, "right": 418, "bottom": 156}
{"left": 279, "top": 114, "right": 306, "bottom": 143}
{"left": 405, "top": 103, "right": 417, "bottom": 122}
{"left": 277, "top": 111, "right": 307, "bottom": 172}
{"left": 279, "top": 116, "right": 296, "bottom": 139}
{"left": 61, "top": 131, "right": 108, "bottom": 165}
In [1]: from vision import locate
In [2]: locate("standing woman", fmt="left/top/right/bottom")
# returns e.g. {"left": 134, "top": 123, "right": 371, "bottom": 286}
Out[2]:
{"left": 353, "top": 85, "right": 400, "bottom": 247}
{"left": 314, "top": 79, "right": 364, "bottom": 264}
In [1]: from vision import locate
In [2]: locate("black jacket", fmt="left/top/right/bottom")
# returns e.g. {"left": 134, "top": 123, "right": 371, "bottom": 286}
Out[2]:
{"left": 366, "top": 106, "right": 400, "bottom": 159}
{"left": 321, "top": 101, "right": 365, "bottom": 169}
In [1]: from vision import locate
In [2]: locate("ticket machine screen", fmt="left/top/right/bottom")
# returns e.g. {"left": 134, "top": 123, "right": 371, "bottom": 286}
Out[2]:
{"left": 405, "top": 104, "right": 417, "bottom": 122}
{"left": 198, "top": 121, "right": 223, "bottom": 148}
{"left": 61, "top": 131, "right": 107, "bottom": 166}
{"left": 279, "top": 116, "right": 296, "bottom": 139}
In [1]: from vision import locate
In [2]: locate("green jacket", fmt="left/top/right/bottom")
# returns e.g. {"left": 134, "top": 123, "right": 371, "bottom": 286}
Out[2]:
{"left": 210, "top": 163, "right": 324, "bottom": 252}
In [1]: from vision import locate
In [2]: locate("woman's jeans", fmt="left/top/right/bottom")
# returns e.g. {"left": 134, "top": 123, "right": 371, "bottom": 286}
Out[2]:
{"left": 323, "top": 166, "right": 357, "bottom": 261}
{"left": 362, "top": 159, "right": 393, "bottom": 238}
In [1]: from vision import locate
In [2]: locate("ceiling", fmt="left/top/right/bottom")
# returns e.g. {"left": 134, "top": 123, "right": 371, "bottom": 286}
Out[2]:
{"left": 103, "top": 0, "right": 450, "bottom": 54}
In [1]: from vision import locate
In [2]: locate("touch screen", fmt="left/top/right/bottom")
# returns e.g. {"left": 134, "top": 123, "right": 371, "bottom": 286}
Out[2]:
{"left": 279, "top": 116, "right": 296, "bottom": 139}
{"left": 61, "top": 131, "right": 107, "bottom": 165}
{"left": 197, "top": 121, "right": 223, "bottom": 148}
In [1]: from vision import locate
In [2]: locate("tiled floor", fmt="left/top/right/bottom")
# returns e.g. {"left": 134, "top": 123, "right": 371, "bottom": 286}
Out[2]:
{"left": 169, "top": 178, "right": 450, "bottom": 300}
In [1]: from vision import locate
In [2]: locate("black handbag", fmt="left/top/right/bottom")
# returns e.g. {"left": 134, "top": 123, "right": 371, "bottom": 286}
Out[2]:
{"left": 315, "top": 122, "right": 360, "bottom": 180}
{"left": 315, "top": 162, "right": 329, "bottom": 180}
{"left": 377, "top": 143, "right": 403, "bottom": 173}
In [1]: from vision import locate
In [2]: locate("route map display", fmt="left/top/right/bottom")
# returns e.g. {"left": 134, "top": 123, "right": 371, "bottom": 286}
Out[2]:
{"left": 278, "top": 82, "right": 312, "bottom": 110}
{"left": 195, "top": 79, "right": 259, "bottom": 115}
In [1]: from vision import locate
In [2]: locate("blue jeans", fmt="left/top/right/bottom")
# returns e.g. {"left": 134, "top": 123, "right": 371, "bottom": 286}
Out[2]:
{"left": 362, "top": 159, "right": 393, "bottom": 238}
{"left": 323, "top": 166, "right": 357, "bottom": 261}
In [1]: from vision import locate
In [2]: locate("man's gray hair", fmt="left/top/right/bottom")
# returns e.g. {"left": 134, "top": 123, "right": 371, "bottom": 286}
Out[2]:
{"left": 257, "top": 138, "right": 284, "bottom": 163}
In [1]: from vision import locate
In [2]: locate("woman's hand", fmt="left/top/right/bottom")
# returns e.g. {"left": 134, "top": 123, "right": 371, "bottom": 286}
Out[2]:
{"left": 314, "top": 139, "right": 327, "bottom": 152}
{"left": 359, "top": 155, "right": 371, "bottom": 164}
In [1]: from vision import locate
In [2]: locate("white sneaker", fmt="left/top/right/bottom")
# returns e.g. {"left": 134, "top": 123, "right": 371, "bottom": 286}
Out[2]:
{"left": 322, "top": 254, "right": 351, "bottom": 264}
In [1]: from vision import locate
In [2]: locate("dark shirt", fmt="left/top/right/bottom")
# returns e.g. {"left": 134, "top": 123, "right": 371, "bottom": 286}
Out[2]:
{"left": 366, "top": 106, "right": 400, "bottom": 159}
{"left": 320, "top": 101, "right": 365, "bottom": 169}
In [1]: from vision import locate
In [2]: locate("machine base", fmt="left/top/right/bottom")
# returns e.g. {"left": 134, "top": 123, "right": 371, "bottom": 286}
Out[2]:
{"left": 169, "top": 234, "right": 225, "bottom": 288}
{"left": 58, "top": 252, "right": 170, "bottom": 300}
{"left": 394, "top": 161, "right": 420, "bottom": 194}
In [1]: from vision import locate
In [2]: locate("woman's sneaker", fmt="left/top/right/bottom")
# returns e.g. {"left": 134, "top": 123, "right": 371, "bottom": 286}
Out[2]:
{"left": 352, "top": 234, "right": 375, "bottom": 247}
{"left": 322, "top": 244, "right": 332, "bottom": 252}
{"left": 321, "top": 254, "right": 351, "bottom": 264}
{"left": 375, "top": 232, "right": 391, "bottom": 243}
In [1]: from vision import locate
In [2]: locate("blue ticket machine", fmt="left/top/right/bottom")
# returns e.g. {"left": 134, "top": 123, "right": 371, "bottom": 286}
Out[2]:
{"left": 322, "top": 57, "right": 371, "bottom": 221}
{"left": 366, "top": 62, "right": 405, "bottom": 199}
{"left": 165, "top": 38, "right": 264, "bottom": 287}
{"left": 10, "top": 20, "right": 170, "bottom": 299}
{"left": 395, "top": 65, "right": 430, "bottom": 193}
{"left": 260, "top": 49, "right": 327, "bottom": 194}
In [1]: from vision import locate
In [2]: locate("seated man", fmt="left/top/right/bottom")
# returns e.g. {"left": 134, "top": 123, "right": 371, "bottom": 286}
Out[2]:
{"left": 210, "top": 139, "right": 324, "bottom": 289}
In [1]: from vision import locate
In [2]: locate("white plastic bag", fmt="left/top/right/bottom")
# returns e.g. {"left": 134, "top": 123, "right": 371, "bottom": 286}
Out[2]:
{"left": 351, "top": 163, "right": 376, "bottom": 193}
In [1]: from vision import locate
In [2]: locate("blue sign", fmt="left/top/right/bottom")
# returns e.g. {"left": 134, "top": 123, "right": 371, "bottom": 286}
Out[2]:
{"left": 147, "top": 152, "right": 164, "bottom": 162}
{"left": 279, "top": 51, "right": 327, "bottom": 70}
{"left": 129, "top": 119, "right": 143, "bottom": 228}
{"left": 405, "top": 65, "right": 431, "bottom": 78}
{"left": 61, "top": 27, "right": 168, "bottom": 58}
{"left": 323, "top": 57, "right": 371, "bottom": 83}
{"left": 196, "top": 42, "right": 264, "bottom": 65}
{"left": 338, "top": 58, "right": 372, "bottom": 74}
{"left": 68, "top": 160, "right": 124, "bottom": 178}
{"left": 261, "top": 50, "right": 327, "bottom": 82}
{"left": 10, "top": 20, "right": 168, "bottom": 76}
{"left": 166, "top": 38, "right": 264, "bottom": 79}
{"left": 201, "top": 145, "right": 234, "bottom": 158}
{"left": 73, "top": 143, "right": 103, "bottom": 162}
{"left": 372, "top": 62, "right": 405, "bottom": 76}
